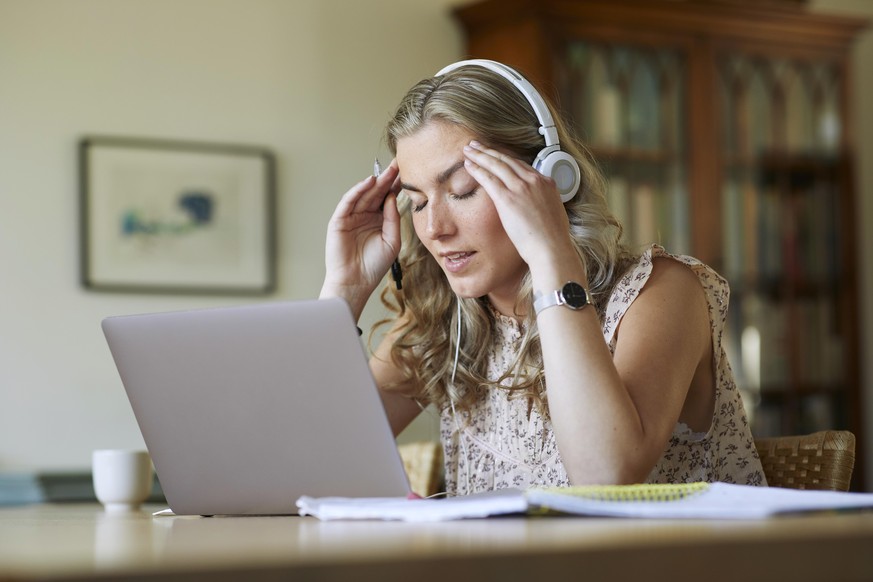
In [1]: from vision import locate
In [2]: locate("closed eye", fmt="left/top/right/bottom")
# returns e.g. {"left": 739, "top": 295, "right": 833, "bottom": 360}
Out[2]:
{"left": 411, "top": 198, "right": 427, "bottom": 213}
{"left": 410, "top": 188, "right": 478, "bottom": 213}
{"left": 451, "top": 188, "right": 478, "bottom": 202}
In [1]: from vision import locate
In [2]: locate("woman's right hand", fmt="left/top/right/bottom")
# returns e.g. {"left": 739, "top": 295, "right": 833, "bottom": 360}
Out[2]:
{"left": 320, "top": 159, "right": 401, "bottom": 321}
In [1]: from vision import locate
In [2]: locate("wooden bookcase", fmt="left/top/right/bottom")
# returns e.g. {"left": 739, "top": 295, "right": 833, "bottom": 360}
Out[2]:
{"left": 451, "top": 0, "right": 867, "bottom": 488}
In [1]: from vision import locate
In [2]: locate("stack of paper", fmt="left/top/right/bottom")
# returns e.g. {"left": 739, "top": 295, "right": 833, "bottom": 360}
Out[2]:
{"left": 296, "top": 482, "right": 873, "bottom": 522}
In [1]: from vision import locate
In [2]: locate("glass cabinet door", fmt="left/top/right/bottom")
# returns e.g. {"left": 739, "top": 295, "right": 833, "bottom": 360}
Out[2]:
{"left": 563, "top": 41, "right": 690, "bottom": 255}
{"left": 717, "top": 53, "right": 848, "bottom": 437}
{"left": 563, "top": 41, "right": 851, "bottom": 439}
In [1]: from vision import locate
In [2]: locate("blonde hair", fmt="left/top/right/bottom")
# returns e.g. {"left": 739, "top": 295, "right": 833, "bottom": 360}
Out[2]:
{"left": 376, "top": 64, "right": 635, "bottom": 412}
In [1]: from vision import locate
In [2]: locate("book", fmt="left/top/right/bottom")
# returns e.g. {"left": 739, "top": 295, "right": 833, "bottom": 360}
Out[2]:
{"left": 0, "top": 471, "right": 165, "bottom": 506}
{"left": 594, "top": 83, "right": 622, "bottom": 147}
{"left": 296, "top": 482, "right": 873, "bottom": 522}
{"left": 606, "top": 177, "right": 629, "bottom": 234}
{"left": 632, "top": 184, "right": 657, "bottom": 247}
{"left": 721, "top": 179, "right": 743, "bottom": 280}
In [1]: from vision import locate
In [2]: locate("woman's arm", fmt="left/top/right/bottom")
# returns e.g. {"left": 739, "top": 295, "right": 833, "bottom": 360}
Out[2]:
{"left": 463, "top": 142, "right": 713, "bottom": 484}
{"left": 369, "top": 318, "right": 429, "bottom": 437}
{"left": 319, "top": 160, "right": 401, "bottom": 320}
{"left": 535, "top": 256, "right": 712, "bottom": 484}
{"left": 320, "top": 161, "right": 423, "bottom": 435}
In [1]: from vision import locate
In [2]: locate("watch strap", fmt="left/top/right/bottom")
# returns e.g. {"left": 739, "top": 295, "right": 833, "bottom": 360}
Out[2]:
{"left": 533, "top": 281, "right": 590, "bottom": 315}
{"left": 533, "top": 290, "right": 563, "bottom": 314}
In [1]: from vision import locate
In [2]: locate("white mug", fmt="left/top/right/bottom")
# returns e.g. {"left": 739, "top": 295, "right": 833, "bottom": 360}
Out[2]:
{"left": 92, "top": 449, "right": 154, "bottom": 512}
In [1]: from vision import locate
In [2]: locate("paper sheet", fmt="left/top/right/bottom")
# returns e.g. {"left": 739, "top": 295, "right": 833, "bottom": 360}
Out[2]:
{"left": 296, "top": 483, "right": 873, "bottom": 522}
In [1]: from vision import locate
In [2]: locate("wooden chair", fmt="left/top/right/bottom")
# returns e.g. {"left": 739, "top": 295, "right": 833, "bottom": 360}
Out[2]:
{"left": 755, "top": 430, "right": 856, "bottom": 491}
{"left": 397, "top": 441, "right": 443, "bottom": 497}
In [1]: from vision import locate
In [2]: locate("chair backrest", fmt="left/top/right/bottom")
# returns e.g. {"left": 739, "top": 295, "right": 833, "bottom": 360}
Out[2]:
{"left": 755, "top": 430, "right": 855, "bottom": 491}
{"left": 397, "top": 441, "right": 443, "bottom": 498}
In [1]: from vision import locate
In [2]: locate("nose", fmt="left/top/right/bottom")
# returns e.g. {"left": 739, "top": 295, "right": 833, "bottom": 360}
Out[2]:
{"left": 423, "top": 198, "right": 455, "bottom": 240}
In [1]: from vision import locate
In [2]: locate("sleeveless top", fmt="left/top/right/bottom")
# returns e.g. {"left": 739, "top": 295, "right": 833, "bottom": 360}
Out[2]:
{"left": 439, "top": 245, "right": 766, "bottom": 495}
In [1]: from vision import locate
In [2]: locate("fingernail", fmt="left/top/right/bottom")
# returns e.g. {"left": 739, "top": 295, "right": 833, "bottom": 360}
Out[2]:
{"left": 469, "top": 140, "right": 481, "bottom": 148}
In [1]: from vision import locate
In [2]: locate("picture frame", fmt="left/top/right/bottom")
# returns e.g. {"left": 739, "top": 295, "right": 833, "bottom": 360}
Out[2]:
{"left": 79, "top": 136, "right": 277, "bottom": 294}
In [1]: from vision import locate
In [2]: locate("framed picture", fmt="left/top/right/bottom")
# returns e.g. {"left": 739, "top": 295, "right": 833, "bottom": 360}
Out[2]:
{"left": 80, "top": 136, "right": 276, "bottom": 294}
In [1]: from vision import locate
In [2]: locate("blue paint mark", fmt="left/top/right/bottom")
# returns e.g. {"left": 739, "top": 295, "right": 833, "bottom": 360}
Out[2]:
{"left": 120, "top": 191, "right": 215, "bottom": 237}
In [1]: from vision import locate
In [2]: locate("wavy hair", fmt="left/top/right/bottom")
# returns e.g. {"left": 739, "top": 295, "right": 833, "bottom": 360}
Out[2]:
{"left": 374, "top": 64, "right": 636, "bottom": 413}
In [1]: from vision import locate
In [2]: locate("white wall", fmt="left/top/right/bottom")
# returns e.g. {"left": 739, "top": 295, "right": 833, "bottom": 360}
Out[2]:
{"left": 0, "top": 0, "right": 460, "bottom": 470}
{"left": 2, "top": 0, "right": 871, "bottom": 488}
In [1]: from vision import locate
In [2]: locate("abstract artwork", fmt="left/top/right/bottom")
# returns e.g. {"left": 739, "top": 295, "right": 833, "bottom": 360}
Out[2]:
{"left": 80, "top": 137, "right": 276, "bottom": 294}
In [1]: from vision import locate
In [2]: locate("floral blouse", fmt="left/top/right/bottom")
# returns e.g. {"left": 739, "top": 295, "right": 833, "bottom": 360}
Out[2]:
{"left": 440, "top": 245, "right": 766, "bottom": 495}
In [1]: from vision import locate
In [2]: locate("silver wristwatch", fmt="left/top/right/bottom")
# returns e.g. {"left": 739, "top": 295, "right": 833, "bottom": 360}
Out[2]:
{"left": 533, "top": 281, "right": 590, "bottom": 315}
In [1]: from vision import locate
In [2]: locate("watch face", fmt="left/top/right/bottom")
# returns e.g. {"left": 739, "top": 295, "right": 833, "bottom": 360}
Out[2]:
{"left": 561, "top": 281, "right": 589, "bottom": 309}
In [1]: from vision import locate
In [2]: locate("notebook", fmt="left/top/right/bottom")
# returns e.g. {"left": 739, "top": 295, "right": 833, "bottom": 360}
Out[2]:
{"left": 102, "top": 298, "right": 411, "bottom": 516}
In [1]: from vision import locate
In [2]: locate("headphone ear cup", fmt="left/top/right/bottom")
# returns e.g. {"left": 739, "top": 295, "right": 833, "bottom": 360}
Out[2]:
{"left": 535, "top": 149, "right": 582, "bottom": 203}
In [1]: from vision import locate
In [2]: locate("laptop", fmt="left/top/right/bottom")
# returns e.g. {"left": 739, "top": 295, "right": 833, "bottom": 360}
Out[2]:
{"left": 101, "top": 298, "right": 411, "bottom": 515}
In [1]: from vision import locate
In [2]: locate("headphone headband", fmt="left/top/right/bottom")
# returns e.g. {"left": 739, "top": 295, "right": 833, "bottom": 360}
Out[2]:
{"left": 435, "top": 59, "right": 559, "bottom": 148}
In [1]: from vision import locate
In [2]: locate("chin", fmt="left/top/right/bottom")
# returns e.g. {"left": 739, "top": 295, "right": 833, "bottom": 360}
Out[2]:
{"left": 446, "top": 280, "right": 485, "bottom": 300}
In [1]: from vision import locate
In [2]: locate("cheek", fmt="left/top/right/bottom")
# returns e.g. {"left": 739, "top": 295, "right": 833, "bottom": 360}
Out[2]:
{"left": 410, "top": 213, "right": 427, "bottom": 239}
{"left": 409, "top": 215, "right": 440, "bottom": 259}
{"left": 474, "top": 208, "right": 507, "bottom": 241}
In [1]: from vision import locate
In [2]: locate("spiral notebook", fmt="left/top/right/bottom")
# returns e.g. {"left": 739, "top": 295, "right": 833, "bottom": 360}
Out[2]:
{"left": 297, "top": 482, "right": 873, "bottom": 522}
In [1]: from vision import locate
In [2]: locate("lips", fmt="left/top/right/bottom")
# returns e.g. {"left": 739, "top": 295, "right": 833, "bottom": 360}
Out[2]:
{"left": 442, "top": 251, "right": 475, "bottom": 273}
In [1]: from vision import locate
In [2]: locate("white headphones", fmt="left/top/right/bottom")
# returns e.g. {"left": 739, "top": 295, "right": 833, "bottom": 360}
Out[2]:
{"left": 435, "top": 59, "right": 582, "bottom": 203}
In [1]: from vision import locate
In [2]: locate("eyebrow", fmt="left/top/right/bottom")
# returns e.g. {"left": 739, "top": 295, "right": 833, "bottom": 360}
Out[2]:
{"left": 400, "top": 159, "right": 466, "bottom": 193}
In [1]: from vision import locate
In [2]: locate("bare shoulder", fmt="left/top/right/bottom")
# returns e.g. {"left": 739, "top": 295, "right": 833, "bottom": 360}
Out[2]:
{"left": 647, "top": 255, "right": 703, "bottom": 291}
{"left": 611, "top": 255, "right": 712, "bottom": 397}
{"left": 623, "top": 255, "right": 709, "bottom": 336}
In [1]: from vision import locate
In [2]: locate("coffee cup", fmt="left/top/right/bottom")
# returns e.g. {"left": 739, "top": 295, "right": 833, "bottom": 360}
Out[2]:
{"left": 92, "top": 449, "right": 154, "bottom": 512}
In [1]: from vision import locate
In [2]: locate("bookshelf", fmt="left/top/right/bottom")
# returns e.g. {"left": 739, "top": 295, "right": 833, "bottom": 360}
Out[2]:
{"left": 451, "top": 0, "right": 867, "bottom": 488}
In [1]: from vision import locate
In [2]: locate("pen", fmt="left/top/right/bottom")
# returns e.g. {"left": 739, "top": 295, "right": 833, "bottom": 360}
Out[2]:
{"left": 375, "top": 158, "right": 403, "bottom": 291}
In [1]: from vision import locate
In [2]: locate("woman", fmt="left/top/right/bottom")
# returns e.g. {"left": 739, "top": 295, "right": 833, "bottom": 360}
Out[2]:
{"left": 320, "top": 60, "right": 765, "bottom": 495}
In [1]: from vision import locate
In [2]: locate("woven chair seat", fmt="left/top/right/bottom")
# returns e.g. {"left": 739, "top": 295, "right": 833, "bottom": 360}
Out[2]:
{"left": 755, "top": 430, "right": 855, "bottom": 492}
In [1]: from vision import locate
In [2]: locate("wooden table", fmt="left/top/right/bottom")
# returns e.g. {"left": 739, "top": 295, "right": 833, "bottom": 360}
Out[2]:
{"left": 1, "top": 503, "right": 872, "bottom": 581}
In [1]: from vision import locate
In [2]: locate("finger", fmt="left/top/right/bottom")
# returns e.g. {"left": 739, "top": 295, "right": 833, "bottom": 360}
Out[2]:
{"left": 381, "top": 192, "right": 402, "bottom": 255}
{"left": 463, "top": 141, "right": 533, "bottom": 187}
{"left": 388, "top": 160, "right": 402, "bottom": 195}
{"left": 354, "top": 162, "right": 400, "bottom": 214}
{"left": 378, "top": 162, "right": 403, "bottom": 213}
{"left": 463, "top": 157, "right": 504, "bottom": 197}
{"left": 463, "top": 152, "right": 505, "bottom": 193}
{"left": 332, "top": 175, "right": 377, "bottom": 220}
{"left": 463, "top": 153, "right": 523, "bottom": 197}
{"left": 383, "top": 159, "right": 403, "bottom": 200}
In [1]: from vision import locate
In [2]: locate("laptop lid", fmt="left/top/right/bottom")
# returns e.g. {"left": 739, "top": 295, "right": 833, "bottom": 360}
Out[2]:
{"left": 102, "top": 298, "right": 411, "bottom": 515}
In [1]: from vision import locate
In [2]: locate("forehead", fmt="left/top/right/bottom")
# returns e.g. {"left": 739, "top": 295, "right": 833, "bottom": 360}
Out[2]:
{"left": 395, "top": 121, "right": 477, "bottom": 184}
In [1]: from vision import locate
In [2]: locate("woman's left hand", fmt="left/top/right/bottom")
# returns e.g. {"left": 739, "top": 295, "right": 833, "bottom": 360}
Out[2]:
{"left": 462, "top": 141, "right": 574, "bottom": 266}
